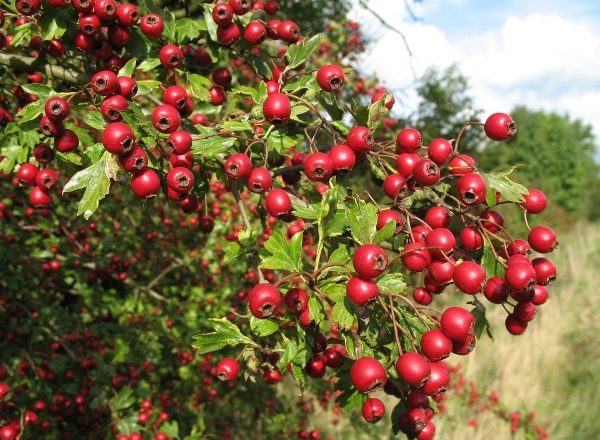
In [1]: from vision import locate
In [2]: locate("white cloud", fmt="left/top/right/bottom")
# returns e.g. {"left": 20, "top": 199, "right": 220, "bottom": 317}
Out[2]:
{"left": 349, "top": 2, "right": 600, "bottom": 158}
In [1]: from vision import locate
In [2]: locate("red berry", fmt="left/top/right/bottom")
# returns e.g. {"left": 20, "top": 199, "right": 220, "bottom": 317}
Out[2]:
{"left": 413, "top": 159, "right": 440, "bottom": 186}
{"left": 508, "top": 239, "right": 531, "bottom": 256}
{"left": 224, "top": 153, "right": 252, "bottom": 181}
{"left": 453, "top": 260, "right": 485, "bottom": 294}
{"left": 383, "top": 173, "right": 407, "bottom": 199}
{"left": 346, "top": 276, "right": 378, "bottom": 306}
{"left": 215, "top": 358, "right": 240, "bottom": 383}
{"left": 328, "top": 144, "right": 355, "bottom": 172}
{"left": 166, "top": 130, "right": 192, "bottom": 155}
{"left": 531, "top": 257, "right": 556, "bottom": 285}
{"left": 118, "top": 76, "right": 137, "bottom": 98}
{"left": 278, "top": 20, "right": 300, "bottom": 43}
{"left": 284, "top": 288, "right": 308, "bottom": 314}
{"left": 505, "top": 262, "right": 537, "bottom": 291}
{"left": 346, "top": 126, "right": 373, "bottom": 153}
{"left": 484, "top": 112, "right": 516, "bottom": 141}
{"left": 248, "top": 283, "right": 282, "bottom": 318}
{"left": 353, "top": 244, "right": 387, "bottom": 279}
{"left": 212, "top": 68, "right": 232, "bottom": 87}
{"left": 94, "top": 0, "right": 116, "bottom": 21}
{"left": 371, "top": 88, "right": 394, "bottom": 109}
{"left": 44, "top": 97, "right": 70, "bottom": 122}
{"left": 159, "top": 44, "right": 183, "bottom": 69}
{"left": 413, "top": 287, "right": 433, "bottom": 305}
{"left": 17, "top": 163, "right": 38, "bottom": 186}
{"left": 514, "top": 302, "right": 536, "bottom": 322}
{"left": 424, "top": 206, "right": 450, "bottom": 229}
{"left": 54, "top": 129, "right": 79, "bottom": 153}
{"left": 316, "top": 64, "right": 345, "bottom": 92}
{"left": 483, "top": 276, "right": 510, "bottom": 304}
{"left": 362, "top": 398, "right": 385, "bottom": 423}
{"left": 166, "top": 167, "right": 194, "bottom": 193}
{"left": 119, "top": 145, "right": 148, "bottom": 173}
{"left": 440, "top": 307, "right": 474, "bottom": 340}
{"left": 457, "top": 173, "right": 487, "bottom": 205}
{"left": 263, "top": 93, "right": 291, "bottom": 125}
{"left": 100, "top": 94, "right": 128, "bottom": 122}
{"left": 376, "top": 209, "right": 404, "bottom": 234}
{"left": 460, "top": 226, "right": 483, "bottom": 251}
{"left": 102, "top": 122, "right": 135, "bottom": 155}
{"left": 401, "top": 242, "right": 431, "bottom": 272}
{"left": 480, "top": 210, "right": 504, "bottom": 233}
{"left": 35, "top": 168, "right": 59, "bottom": 190}
{"left": 91, "top": 70, "right": 119, "bottom": 96}
{"left": 505, "top": 314, "right": 528, "bottom": 335}
{"left": 396, "top": 128, "right": 422, "bottom": 153}
{"left": 421, "top": 361, "right": 449, "bottom": 396}
{"left": 212, "top": 3, "right": 233, "bottom": 25}
{"left": 448, "top": 154, "right": 476, "bottom": 175}
{"left": 243, "top": 21, "right": 267, "bottom": 45}
{"left": 304, "top": 152, "right": 333, "bottom": 182}
{"left": 427, "top": 138, "right": 452, "bottom": 164}
{"left": 420, "top": 329, "right": 452, "bottom": 361}
{"left": 34, "top": 144, "right": 54, "bottom": 164}
{"left": 230, "top": 0, "right": 251, "bottom": 15}
{"left": 395, "top": 352, "right": 431, "bottom": 387}
{"left": 116, "top": 3, "right": 140, "bottom": 26}
{"left": 531, "top": 285, "right": 548, "bottom": 305}
{"left": 349, "top": 357, "right": 387, "bottom": 392}
{"left": 217, "top": 23, "right": 241, "bottom": 45}
{"left": 521, "top": 188, "right": 547, "bottom": 214}
{"left": 152, "top": 104, "right": 180, "bottom": 133}
{"left": 263, "top": 368, "right": 282, "bottom": 384}
{"left": 29, "top": 186, "right": 52, "bottom": 208}
{"left": 209, "top": 86, "right": 226, "bottom": 106}
{"left": 306, "top": 354, "right": 326, "bottom": 378}
{"left": 16, "top": 0, "right": 41, "bottom": 15}
{"left": 428, "top": 259, "right": 455, "bottom": 284}
{"left": 528, "top": 226, "right": 558, "bottom": 253}
{"left": 265, "top": 189, "right": 292, "bottom": 218}
{"left": 247, "top": 167, "right": 272, "bottom": 193}
{"left": 425, "top": 228, "right": 455, "bottom": 258}
{"left": 396, "top": 152, "right": 420, "bottom": 178}
{"left": 130, "top": 168, "right": 160, "bottom": 199}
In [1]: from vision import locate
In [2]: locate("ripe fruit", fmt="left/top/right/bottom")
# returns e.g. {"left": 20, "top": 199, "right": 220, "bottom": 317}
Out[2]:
{"left": 117, "top": 3, "right": 140, "bottom": 26}
{"left": 383, "top": 173, "right": 407, "bottom": 199}
{"left": 484, "top": 112, "right": 516, "bottom": 141}
{"left": 453, "top": 261, "right": 486, "bottom": 294}
{"left": 35, "top": 168, "right": 59, "bottom": 190}
{"left": 395, "top": 352, "right": 431, "bottom": 387}
{"left": 505, "top": 262, "right": 537, "bottom": 291}
{"left": 396, "top": 152, "right": 420, "bottom": 178}
{"left": 514, "top": 302, "right": 536, "bottom": 322}
{"left": 263, "top": 93, "right": 291, "bottom": 125}
{"left": 316, "top": 64, "right": 345, "bottom": 92}
{"left": 166, "top": 167, "right": 194, "bottom": 193}
{"left": 102, "top": 122, "right": 135, "bottom": 155}
{"left": 212, "top": 68, "right": 232, "bottom": 87}
{"left": 448, "top": 153, "right": 476, "bottom": 175}
{"left": 119, "top": 145, "right": 148, "bottom": 173}
{"left": 34, "top": 144, "right": 54, "bottom": 164}
{"left": 460, "top": 226, "right": 483, "bottom": 251}
{"left": 16, "top": 0, "right": 41, "bottom": 15}
{"left": 130, "top": 168, "right": 160, "bottom": 199}
{"left": 248, "top": 283, "right": 282, "bottom": 318}
{"left": 421, "top": 361, "right": 449, "bottom": 396}
{"left": 215, "top": 358, "right": 240, "bottom": 383}
{"left": 29, "top": 186, "right": 52, "bottom": 208}
{"left": 521, "top": 188, "right": 547, "bottom": 214}
{"left": 413, "top": 287, "right": 433, "bottom": 305}
{"left": 346, "top": 276, "right": 379, "bottom": 306}
{"left": 209, "top": 86, "right": 226, "bottom": 105}
{"left": 440, "top": 307, "right": 474, "bottom": 340}
{"left": 353, "top": 244, "right": 388, "bottom": 279}
{"left": 166, "top": 130, "right": 192, "bottom": 155}
{"left": 483, "top": 276, "right": 510, "bottom": 304}
{"left": 401, "top": 242, "right": 431, "bottom": 273}
{"left": 17, "top": 163, "right": 38, "bottom": 186}
{"left": 230, "top": 0, "right": 251, "bottom": 15}
{"left": 243, "top": 21, "right": 267, "bottom": 45}
{"left": 324, "top": 347, "right": 345, "bottom": 368}
{"left": 424, "top": 206, "right": 450, "bottom": 229}
{"left": 285, "top": 288, "right": 308, "bottom": 314}
{"left": 428, "top": 259, "right": 455, "bottom": 284}
{"left": 457, "top": 173, "right": 487, "bottom": 205}
{"left": 376, "top": 209, "right": 404, "bottom": 234}
{"left": 480, "top": 210, "right": 504, "bottom": 233}
{"left": 303, "top": 152, "right": 333, "bottom": 181}
{"left": 396, "top": 128, "right": 422, "bottom": 153}
{"left": 265, "top": 189, "right": 292, "bottom": 218}
{"left": 91, "top": 70, "right": 119, "bottom": 96}
{"left": 152, "top": 104, "right": 181, "bottom": 133}
{"left": 44, "top": 97, "right": 70, "bottom": 122}
{"left": 140, "top": 13, "right": 164, "bottom": 38}
{"left": 528, "top": 225, "right": 558, "bottom": 253}
{"left": 247, "top": 167, "right": 272, "bottom": 193}
{"left": 505, "top": 314, "right": 528, "bottom": 335}
{"left": 100, "top": 94, "right": 128, "bottom": 122}
{"left": 54, "top": 129, "right": 79, "bottom": 153}
{"left": 346, "top": 126, "right": 373, "bottom": 153}
{"left": 328, "top": 144, "right": 355, "bottom": 172}
{"left": 277, "top": 20, "right": 300, "bottom": 43}
{"left": 425, "top": 228, "right": 456, "bottom": 258}
{"left": 531, "top": 257, "right": 556, "bottom": 285}
{"left": 371, "top": 88, "right": 394, "bottom": 109}
{"left": 159, "top": 44, "right": 183, "bottom": 69}
{"left": 427, "top": 138, "right": 452, "bottom": 164}
{"left": 350, "top": 357, "right": 387, "bottom": 392}
{"left": 212, "top": 3, "right": 233, "bottom": 25}
{"left": 362, "top": 398, "right": 385, "bottom": 423}
{"left": 413, "top": 159, "right": 440, "bottom": 186}
{"left": 217, "top": 23, "right": 241, "bottom": 45}
{"left": 306, "top": 355, "right": 326, "bottom": 378}
{"left": 263, "top": 368, "right": 282, "bottom": 384}
{"left": 420, "top": 329, "right": 452, "bottom": 361}
{"left": 118, "top": 76, "right": 137, "bottom": 98}
{"left": 224, "top": 153, "right": 252, "bottom": 181}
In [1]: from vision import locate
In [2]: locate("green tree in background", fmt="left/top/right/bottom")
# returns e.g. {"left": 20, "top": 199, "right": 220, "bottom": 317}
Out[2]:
{"left": 408, "top": 64, "right": 484, "bottom": 155}
{"left": 479, "top": 106, "right": 599, "bottom": 219}
{"left": 279, "top": 0, "right": 353, "bottom": 34}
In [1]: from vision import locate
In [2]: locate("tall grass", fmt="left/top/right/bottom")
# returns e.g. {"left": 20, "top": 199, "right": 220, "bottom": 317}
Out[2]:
{"left": 439, "top": 224, "right": 600, "bottom": 440}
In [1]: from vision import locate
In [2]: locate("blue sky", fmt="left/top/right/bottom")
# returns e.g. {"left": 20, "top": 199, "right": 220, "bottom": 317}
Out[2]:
{"left": 350, "top": 0, "right": 600, "bottom": 161}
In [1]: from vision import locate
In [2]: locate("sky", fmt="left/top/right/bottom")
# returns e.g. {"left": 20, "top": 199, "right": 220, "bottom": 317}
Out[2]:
{"left": 349, "top": 0, "right": 600, "bottom": 160}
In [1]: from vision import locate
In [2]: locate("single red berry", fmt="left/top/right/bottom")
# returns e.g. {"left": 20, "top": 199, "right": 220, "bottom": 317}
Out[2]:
{"left": 263, "top": 368, "right": 282, "bottom": 384}
{"left": 457, "top": 173, "right": 487, "bottom": 205}
{"left": 278, "top": 20, "right": 300, "bottom": 43}
{"left": 94, "top": 0, "right": 117, "bottom": 21}
{"left": 371, "top": 88, "right": 394, "bottom": 109}
{"left": 508, "top": 239, "right": 531, "bottom": 256}
{"left": 460, "top": 225, "right": 483, "bottom": 251}
{"left": 383, "top": 173, "right": 407, "bottom": 199}
{"left": 44, "top": 97, "right": 70, "bottom": 122}
{"left": 166, "top": 167, "right": 194, "bottom": 193}
{"left": 396, "top": 152, "right": 420, "bottom": 178}
{"left": 212, "top": 3, "right": 233, "bottom": 25}
{"left": 346, "top": 126, "right": 373, "bottom": 153}
{"left": 306, "top": 354, "right": 326, "bottom": 378}
{"left": 17, "top": 163, "right": 39, "bottom": 186}
{"left": 401, "top": 242, "right": 431, "bottom": 273}
{"left": 265, "top": 188, "right": 292, "bottom": 217}
{"left": 109, "top": 23, "right": 131, "bottom": 47}
{"left": 505, "top": 262, "right": 537, "bottom": 291}
{"left": 217, "top": 23, "right": 241, "bottom": 45}
{"left": 78, "top": 13, "right": 101, "bottom": 35}
{"left": 230, "top": 0, "right": 251, "bottom": 15}
{"left": 440, "top": 307, "right": 474, "bottom": 340}
{"left": 263, "top": 93, "right": 291, "bottom": 125}
{"left": 102, "top": 122, "right": 135, "bottom": 155}
{"left": 395, "top": 352, "right": 431, "bottom": 387}
{"left": 453, "top": 261, "right": 485, "bottom": 294}
{"left": 248, "top": 283, "right": 282, "bottom": 318}
{"left": 483, "top": 276, "right": 510, "bottom": 304}
{"left": 130, "top": 168, "right": 160, "bottom": 199}
{"left": 425, "top": 228, "right": 456, "bottom": 258}
{"left": 396, "top": 128, "right": 422, "bottom": 153}
{"left": 350, "top": 357, "right": 387, "bottom": 392}
{"left": 100, "top": 94, "right": 128, "bottom": 122}
{"left": 116, "top": 3, "right": 140, "bottom": 26}
{"left": 212, "top": 68, "right": 232, "bottom": 87}
{"left": 428, "top": 259, "right": 456, "bottom": 284}
{"left": 484, "top": 112, "right": 516, "bottom": 141}
{"left": 424, "top": 206, "right": 450, "bottom": 229}
{"left": 531, "top": 257, "right": 556, "bottom": 285}
{"left": 117, "top": 76, "right": 137, "bottom": 98}
{"left": 159, "top": 44, "right": 183, "bottom": 69}
{"left": 29, "top": 186, "right": 52, "bottom": 208}
{"left": 528, "top": 226, "right": 558, "bottom": 253}
{"left": 166, "top": 130, "right": 192, "bottom": 155}
{"left": 448, "top": 153, "right": 476, "bottom": 175}
{"left": 505, "top": 314, "right": 528, "bottom": 335}
{"left": 91, "top": 70, "right": 119, "bottom": 96}
{"left": 247, "top": 167, "right": 272, "bottom": 193}
{"left": 427, "top": 138, "right": 452, "bottom": 164}
{"left": 34, "top": 168, "right": 59, "bottom": 190}
{"left": 376, "top": 209, "right": 404, "bottom": 234}
{"left": 420, "top": 329, "right": 452, "bottom": 361}
{"left": 531, "top": 285, "right": 549, "bottom": 305}
{"left": 152, "top": 104, "right": 180, "bottom": 133}
{"left": 323, "top": 347, "right": 345, "bottom": 368}
{"left": 346, "top": 276, "right": 379, "bottom": 306}
{"left": 170, "top": 152, "right": 194, "bottom": 169}
{"left": 304, "top": 152, "right": 333, "bottom": 181}
{"left": 413, "top": 159, "right": 441, "bottom": 186}
{"left": 54, "top": 129, "right": 79, "bottom": 153}
{"left": 413, "top": 287, "right": 433, "bottom": 305}
{"left": 353, "top": 244, "right": 387, "bottom": 279}
{"left": 284, "top": 288, "right": 308, "bottom": 314}
{"left": 421, "top": 361, "right": 449, "bottom": 396}
{"left": 521, "top": 188, "right": 547, "bottom": 214}
{"left": 362, "top": 398, "right": 385, "bottom": 423}
{"left": 243, "top": 21, "right": 267, "bottom": 45}
{"left": 224, "top": 153, "right": 252, "bottom": 181}
{"left": 119, "top": 144, "right": 148, "bottom": 173}
{"left": 316, "top": 64, "right": 345, "bottom": 92}
{"left": 328, "top": 144, "right": 355, "bottom": 172}
{"left": 215, "top": 358, "right": 240, "bottom": 383}
{"left": 514, "top": 302, "right": 536, "bottom": 322}
{"left": 34, "top": 143, "right": 54, "bottom": 164}
{"left": 140, "top": 13, "right": 164, "bottom": 38}
{"left": 480, "top": 210, "right": 504, "bottom": 233}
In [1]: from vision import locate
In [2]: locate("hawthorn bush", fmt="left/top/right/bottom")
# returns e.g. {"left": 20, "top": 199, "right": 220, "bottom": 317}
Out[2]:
{"left": 0, "top": 1, "right": 558, "bottom": 439}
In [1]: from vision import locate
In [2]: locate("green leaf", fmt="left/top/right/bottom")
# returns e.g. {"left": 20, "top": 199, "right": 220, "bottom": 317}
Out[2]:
{"left": 265, "top": 127, "right": 303, "bottom": 154}
{"left": 230, "top": 86, "right": 260, "bottom": 104}
{"left": 118, "top": 59, "right": 137, "bottom": 77}
{"left": 290, "top": 103, "right": 311, "bottom": 122}
{"left": 188, "top": 74, "right": 212, "bottom": 101}
{"left": 250, "top": 317, "right": 279, "bottom": 337}
{"left": 316, "top": 91, "right": 344, "bottom": 121}
{"left": 307, "top": 296, "right": 326, "bottom": 325}
{"left": 284, "top": 34, "right": 323, "bottom": 70}
{"left": 192, "top": 136, "right": 236, "bottom": 158}
{"left": 111, "top": 387, "right": 135, "bottom": 411}
{"left": 0, "top": 144, "right": 27, "bottom": 174}
{"left": 350, "top": 99, "right": 369, "bottom": 126}
{"left": 203, "top": 4, "right": 219, "bottom": 41}
{"left": 39, "top": 14, "right": 67, "bottom": 40}
{"left": 16, "top": 100, "right": 43, "bottom": 122}
{"left": 367, "top": 92, "right": 390, "bottom": 129}
{"left": 283, "top": 75, "right": 316, "bottom": 94}
{"left": 138, "top": 58, "right": 161, "bottom": 72}
{"left": 330, "top": 120, "right": 349, "bottom": 136}
{"left": 373, "top": 220, "right": 397, "bottom": 244}
{"left": 62, "top": 152, "right": 114, "bottom": 219}
{"left": 481, "top": 166, "right": 529, "bottom": 203}
{"left": 481, "top": 239, "right": 505, "bottom": 277}
{"left": 175, "top": 18, "right": 204, "bottom": 42}
{"left": 191, "top": 318, "right": 256, "bottom": 354}
{"left": 159, "top": 421, "right": 179, "bottom": 438}
{"left": 321, "top": 282, "right": 346, "bottom": 303}
{"left": 376, "top": 273, "right": 407, "bottom": 294}
{"left": 135, "top": 80, "right": 161, "bottom": 95}
{"left": 328, "top": 246, "right": 350, "bottom": 265}
{"left": 259, "top": 230, "right": 303, "bottom": 272}
{"left": 332, "top": 298, "right": 355, "bottom": 329}
{"left": 10, "top": 22, "right": 33, "bottom": 47}
{"left": 84, "top": 111, "right": 106, "bottom": 130}
{"left": 345, "top": 199, "right": 378, "bottom": 245}
{"left": 246, "top": 54, "right": 272, "bottom": 79}
{"left": 222, "top": 120, "right": 253, "bottom": 132}
{"left": 471, "top": 301, "right": 493, "bottom": 339}
{"left": 336, "top": 389, "right": 365, "bottom": 411}
{"left": 224, "top": 242, "right": 242, "bottom": 264}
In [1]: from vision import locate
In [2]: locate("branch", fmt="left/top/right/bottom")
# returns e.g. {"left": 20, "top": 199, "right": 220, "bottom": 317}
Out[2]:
{"left": 0, "top": 52, "right": 89, "bottom": 85}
